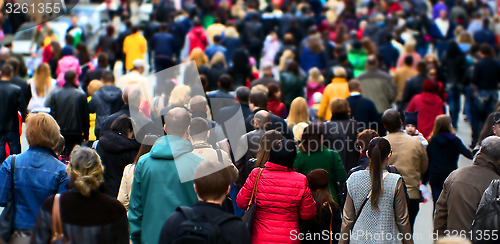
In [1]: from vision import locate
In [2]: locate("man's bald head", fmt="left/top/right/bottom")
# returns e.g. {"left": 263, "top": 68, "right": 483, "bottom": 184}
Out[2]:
{"left": 366, "top": 55, "right": 378, "bottom": 69}
{"left": 164, "top": 107, "right": 192, "bottom": 137}
{"left": 480, "top": 136, "right": 500, "bottom": 161}
{"left": 189, "top": 95, "right": 208, "bottom": 112}
{"left": 254, "top": 110, "right": 271, "bottom": 129}
{"left": 381, "top": 109, "right": 402, "bottom": 133}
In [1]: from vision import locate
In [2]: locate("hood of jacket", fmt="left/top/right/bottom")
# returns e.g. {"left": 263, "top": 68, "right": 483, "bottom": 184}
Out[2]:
{"left": 99, "top": 131, "right": 140, "bottom": 153}
{"left": 418, "top": 92, "right": 442, "bottom": 105}
{"left": 98, "top": 85, "right": 122, "bottom": 103}
{"left": 432, "top": 133, "right": 456, "bottom": 145}
{"left": 192, "top": 26, "right": 205, "bottom": 36}
{"left": 150, "top": 135, "right": 194, "bottom": 160}
{"left": 473, "top": 152, "right": 500, "bottom": 176}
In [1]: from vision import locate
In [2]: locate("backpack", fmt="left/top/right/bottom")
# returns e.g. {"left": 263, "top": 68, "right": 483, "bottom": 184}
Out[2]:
{"left": 471, "top": 179, "right": 500, "bottom": 244}
{"left": 172, "top": 206, "right": 239, "bottom": 244}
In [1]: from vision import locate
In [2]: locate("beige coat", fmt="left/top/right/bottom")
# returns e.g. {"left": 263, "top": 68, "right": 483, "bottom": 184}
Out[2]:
{"left": 192, "top": 141, "right": 238, "bottom": 179}
{"left": 393, "top": 66, "right": 417, "bottom": 102}
{"left": 385, "top": 131, "right": 428, "bottom": 199}
{"left": 117, "top": 164, "right": 135, "bottom": 211}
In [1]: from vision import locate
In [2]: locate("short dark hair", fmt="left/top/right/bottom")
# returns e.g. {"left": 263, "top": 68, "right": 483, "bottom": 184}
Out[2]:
{"left": 416, "top": 61, "right": 427, "bottom": 74}
{"left": 249, "top": 91, "right": 268, "bottom": 108}
{"left": 101, "top": 71, "right": 115, "bottom": 84}
{"left": 131, "top": 26, "right": 140, "bottom": 33}
{"left": 110, "top": 115, "right": 133, "bottom": 136}
{"left": 404, "top": 55, "right": 414, "bottom": 66}
{"left": 64, "top": 70, "right": 77, "bottom": 85}
{"left": 5, "top": 58, "right": 19, "bottom": 73}
{"left": 0, "top": 63, "right": 13, "bottom": 77}
{"left": 218, "top": 74, "right": 233, "bottom": 91}
{"left": 97, "top": 53, "right": 109, "bottom": 67}
{"left": 65, "top": 34, "right": 74, "bottom": 45}
{"left": 348, "top": 79, "right": 361, "bottom": 92}
{"left": 381, "top": 109, "right": 402, "bottom": 133}
{"left": 189, "top": 117, "right": 209, "bottom": 141}
{"left": 299, "top": 123, "right": 324, "bottom": 153}
{"left": 236, "top": 87, "right": 250, "bottom": 103}
{"left": 480, "top": 43, "right": 495, "bottom": 57}
{"left": 194, "top": 161, "right": 236, "bottom": 201}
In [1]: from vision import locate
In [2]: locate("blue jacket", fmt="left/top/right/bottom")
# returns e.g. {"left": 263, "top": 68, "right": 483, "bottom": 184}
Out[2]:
{"left": 205, "top": 44, "right": 228, "bottom": 62}
{"left": 128, "top": 135, "right": 205, "bottom": 244}
{"left": 151, "top": 32, "right": 177, "bottom": 59}
{"left": 299, "top": 47, "right": 327, "bottom": 72}
{"left": 0, "top": 147, "right": 68, "bottom": 230}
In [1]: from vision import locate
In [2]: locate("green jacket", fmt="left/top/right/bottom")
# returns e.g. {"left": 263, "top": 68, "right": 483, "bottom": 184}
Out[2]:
{"left": 280, "top": 72, "right": 306, "bottom": 107}
{"left": 294, "top": 146, "right": 347, "bottom": 204}
{"left": 128, "top": 135, "right": 205, "bottom": 244}
{"left": 347, "top": 48, "right": 368, "bottom": 77}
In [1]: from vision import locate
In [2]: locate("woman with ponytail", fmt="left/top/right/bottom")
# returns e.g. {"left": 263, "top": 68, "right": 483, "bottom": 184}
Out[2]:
{"left": 31, "top": 146, "right": 129, "bottom": 244}
{"left": 340, "top": 138, "right": 413, "bottom": 244}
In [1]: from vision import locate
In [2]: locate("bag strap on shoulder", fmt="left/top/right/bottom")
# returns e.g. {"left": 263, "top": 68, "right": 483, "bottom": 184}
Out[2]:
{"left": 177, "top": 206, "right": 196, "bottom": 221}
{"left": 51, "top": 194, "right": 63, "bottom": 242}
{"left": 10, "top": 156, "right": 15, "bottom": 201}
{"left": 216, "top": 149, "right": 223, "bottom": 164}
{"left": 247, "top": 168, "right": 264, "bottom": 209}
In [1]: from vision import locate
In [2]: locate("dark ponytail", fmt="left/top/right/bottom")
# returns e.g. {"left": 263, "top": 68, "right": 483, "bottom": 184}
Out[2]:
{"left": 367, "top": 137, "right": 391, "bottom": 210}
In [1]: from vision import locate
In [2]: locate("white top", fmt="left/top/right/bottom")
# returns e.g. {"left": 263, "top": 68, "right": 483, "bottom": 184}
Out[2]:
{"left": 27, "top": 78, "right": 56, "bottom": 113}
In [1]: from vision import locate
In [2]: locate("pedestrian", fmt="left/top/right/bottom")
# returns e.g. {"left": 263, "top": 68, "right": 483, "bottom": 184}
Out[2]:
{"left": 305, "top": 67, "right": 325, "bottom": 107}
{"left": 280, "top": 61, "right": 306, "bottom": 109}
{"left": 403, "top": 111, "right": 428, "bottom": 148}
{"left": 286, "top": 97, "right": 310, "bottom": 131}
{"left": 27, "top": 63, "right": 56, "bottom": 113}
{"left": 406, "top": 80, "right": 445, "bottom": 138}
{"left": 317, "top": 66, "right": 350, "bottom": 121}
{"left": 123, "top": 26, "right": 147, "bottom": 72}
{"left": 266, "top": 82, "right": 287, "bottom": 119}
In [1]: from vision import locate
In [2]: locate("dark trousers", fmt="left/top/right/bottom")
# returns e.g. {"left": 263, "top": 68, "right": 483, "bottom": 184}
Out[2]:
{"left": 408, "top": 198, "right": 420, "bottom": 232}
{"left": 447, "top": 86, "right": 462, "bottom": 129}
{"left": 62, "top": 135, "right": 84, "bottom": 157}
{"left": 470, "top": 89, "right": 498, "bottom": 146}
{"left": 154, "top": 57, "right": 175, "bottom": 73}
{"left": 431, "top": 184, "right": 443, "bottom": 211}
{"left": 0, "top": 132, "right": 21, "bottom": 162}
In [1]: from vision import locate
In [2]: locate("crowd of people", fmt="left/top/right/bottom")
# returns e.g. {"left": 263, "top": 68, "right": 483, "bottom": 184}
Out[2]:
{"left": 1, "top": 0, "right": 500, "bottom": 243}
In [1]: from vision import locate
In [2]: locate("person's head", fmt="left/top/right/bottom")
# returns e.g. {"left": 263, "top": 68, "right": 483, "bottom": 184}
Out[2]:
{"left": 483, "top": 18, "right": 490, "bottom": 28}
{"left": 26, "top": 112, "right": 61, "bottom": 149}
{"left": 308, "top": 67, "right": 324, "bottom": 84}
{"left": 101, "top": 71, "right": 115, "bottom": 85}
{"left": 266, "top": 82, "right": 281, "bottom": 101}
{"left": 235, "top": 86, "right": 250, "bottom": 104}
{"left": 189, "top": 95, "right": 208, "bottom": 113}
{"left": 348, "top": 79, "right": 361, "bottom": 93}
{"left": 213, "top": 35, "right": 222, "bottom": 44}
{"left": 382, "top": 109, "right": 402, "bottom": 133}
{"left": 356, "top": 129, "right": 379, "bottom": 154}
{"left": 189, "top": 48, "right": 209, "bottom": 68}
{"left": 64, "top": 70, "right": 77, "bottom": 85}
{"left": 285, "top": 61, "right": 300, "bottom": 76}
{"left": 97, "top": 53, "right": 109, "bottom": 68}
{"left": 307, "top": 35, "right": 324, "bottom": 54}
{"left": 249, "top": 91, "right": 268, "bottom": 110}
{"left": 299, "top": 123, "right": 324, "bottom": 153}
{"left": 479, "top": 136, "right": 500, "bottom": 161}
{"left": 0, "top": 63, "right": 13, "bottom": 80}
{"left": 87, "top": 80, "right": 103, "bottom": 97}
{"left": 439, "top": 9, "right": 448, "bottom": 20}
{"left": 367, "top": 137, "right": 392, "bottom": 210}
{"left": 189, "top": 117, "right": 209, "bottom": 142}
{"left": 287, "top": 97, "right": 309, "bottom": 128}
{"left": 71, "top": 14, "right": 78, "bottom": 25}
{"left": 493, "top": 112, "right": 500, "bottom": 136}
{"left": 217, "top": 74, "right": 233, "bottom": 91}
{"left": 416, "top": 61, "right": 427, "bottom": 74}
{"left": 163, "top": 107, "right": 192, "bottom": 137}
{"left": 333, "top": 66, "right": 347, "bottom": 78}
{"left": 403, "top": 55, "right": 414, "bottom": 67}
{"left": 250, "top": 84, "right": 268, "bottom": 96}
{"left": 65, "top": 34, "right": 74, "bottom": 46}
{"left": 429, "top": 115, "right": 455, "bottom": 140}
{"left": 110, "top": 115, "right": 134, "bottom": 139}
{"left": 131, "top": 26, "right": 140, "bottom": 33}
{"left": 479, "top": 43, "right": 495, "bottom": 58}
{"left": 255, "top": 130, "right": 285, "bottom": 168}
{"left": 307, "top": 169, "right": 337, "bottom": 216}
{"left": 67, "top": 146, "right": 104, "bottom": 197}
{"left": 261, "top": 62, "right": 274, "bottom": 77}
{"left": 403, "top": 40, "right": 416, "bottom": 54}
{"left": 404, "top": 111, "right": 419, "bottom": 135}
{"left": 254, "top": 110, "right": 271, "bottom": 129}
{"left": 5, "top": 57, "right": 19, "bottom": 74}
{"left": 106, "top": 25, "right": 115, "bottom": 36}
{"left": 168, "top": 85, "right": 191, "bottom": 107}
{"left": 194, "top": 160, "right": 238, "bottom": 203}
{"left": 269, "top": 139, "right": 297, "bottom": 170}
{"left": 132, "top": 59, "right": 146, "bottom": 74}
{"left": 329, "top": 98, "right": 351, "bottom": 117}
{"left": 209, "top": 51, "right": 227, "bottom": 68}
{"left": 365, "top": 55, "right": 378, "bottom": 69}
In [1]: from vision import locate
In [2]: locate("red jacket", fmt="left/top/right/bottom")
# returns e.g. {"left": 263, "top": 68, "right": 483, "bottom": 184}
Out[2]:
{"left": 267, "top": 99, "right": 287, "bottom": 119}
{"left": 187, "top": 26, "right": 208, "bottom": 53}
{"left": 237, "top": 162, "right": 317, "bottom": 243}
{"left": 407, "top": 92, "right": 444, "bottom": 138}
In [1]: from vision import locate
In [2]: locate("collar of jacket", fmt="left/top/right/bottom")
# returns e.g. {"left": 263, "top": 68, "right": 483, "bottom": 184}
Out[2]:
{"left": 63, "top": 82, "right": 79, "bottom": 89}
{"left": 264, "top": 161, "right": 294, "bottom": 172}
{"left": 29, "top": 146, "right": 57, "bottom": 158}
{"left": 331, "top": 113, "right": 350, "bottom": 121}
{"left": 331, "top": 77, "right": 347, "bottom": 84}
{"left": 473, "top": 152, "right": 500, "bottom": 175}
{"left": 193, "top": 141, "right": 212, "bottom": 149}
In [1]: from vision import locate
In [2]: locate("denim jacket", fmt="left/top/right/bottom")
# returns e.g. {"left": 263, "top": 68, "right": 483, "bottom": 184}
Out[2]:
{"left": 0, "top": 147, "right": 69, "bottom": 230}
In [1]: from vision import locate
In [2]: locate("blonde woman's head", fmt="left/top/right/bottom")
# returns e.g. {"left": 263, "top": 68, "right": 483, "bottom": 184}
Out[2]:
{"left": 308, "top": 67, "right": 324, "bottom": 83}
{"left": 404, "top": 40, "right": 417, "bottom": 53}
{"left": 224, "top": 26, "right": 239, "bottom": 38}
{"left": 287, "top": 97, "right": 310, "bottom": 128}
{"left": 68, "top": 146, "right": 104, "bottom": 197}
{"left": 188, "top": 48, "right": 208, "bottom": 68}
{"left": 210, "top": 52, "right": 227, "bottom": 68}
{"left": 168, "top": 85, "right": 192, "bottom": 107}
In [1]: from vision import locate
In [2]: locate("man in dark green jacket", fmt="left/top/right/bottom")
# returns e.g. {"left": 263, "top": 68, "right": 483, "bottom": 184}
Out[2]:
{"left": 128, "top": 108, "right": 205, "bottom": 244}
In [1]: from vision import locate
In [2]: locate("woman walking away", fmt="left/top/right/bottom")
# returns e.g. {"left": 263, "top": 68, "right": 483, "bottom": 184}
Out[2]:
{"left": 237, "top": 139, "right": 317, "bottom": 244}
{"left": 31, "top": 146, "right": 129, "bottom": 243}
{"left": 340, "top": 138, "right": 413, "bottom": 244}
{"left": 300, "top": 169, "right": 342, "bottom": 244}
{"left": 426, "top": 115, "right": 473, "bottom": 206}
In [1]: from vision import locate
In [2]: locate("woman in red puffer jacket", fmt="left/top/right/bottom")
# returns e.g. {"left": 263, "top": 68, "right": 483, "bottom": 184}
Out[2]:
{"left": 237, "top": 139, "right": 317, "bottom": 243}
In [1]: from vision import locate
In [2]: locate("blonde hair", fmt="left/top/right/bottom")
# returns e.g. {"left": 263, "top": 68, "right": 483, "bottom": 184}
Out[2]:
{"left": 168, "top": 85, "right": 191, "bottom": 107}
{"left": 279, "top": 50, "right": 295, "bottom": 71}
{"left": 68, "top": 146, "right": 104, "bottom": 197}
{"left": 287, "top": 97, "right": 310, "bottom": 128}
{"left": 429, "top": 115, "right": 455, "bottom": 141}
{"left": 333, "top": 66, "right": 347, "bottom": 78}
{"left": 33, "top": 63, "right": 52, "bottom": 98}
{"left": 209, "top": 52, "right": 227, "bottom": 68}
{"left": 87, "top": 80, "right": 103, "bottom": 97}
{"left": 251, "top": 84, "right": 269, "bottom": 96}
{"left": 224, "top": 26, "right": 239, "bottom": 38}
{"left": 308, "top": 67, "right": 324, "bottom": 83}
{"left": 188, "top": 48, "right": 208, "bottom": 68}
{"left": 26, "top": 112, "right": 61, "bottom": 149}
{"left": 457, "top": 32, "right": 474, "bottom": 44}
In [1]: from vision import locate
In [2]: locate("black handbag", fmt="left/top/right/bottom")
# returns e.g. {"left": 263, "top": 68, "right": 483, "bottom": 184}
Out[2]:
{"left": 241, "top": 168, "right": 264, "bottom": 233}
{"left": 0, "top": 156, "right": 16, "bottom": 242}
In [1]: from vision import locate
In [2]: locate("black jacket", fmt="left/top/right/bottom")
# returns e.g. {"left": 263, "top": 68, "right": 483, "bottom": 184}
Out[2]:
{"left": 473, "top": 57, "right": 500, "bottom": 90}
{"left": 401, "top": 73, "right": 426, "bottom": 111}
{"left": 346, "top": 95, "right": 381, "bottom": 133}
{"left": 158, "top": 201, "right": 250, "bottom": 244}
{"left": 10, "top": 74, "right": 31, "bottom": 105}
{"left": 244, "top": 108, "right": 293, "bottom": 139}
{"left": 31, "top": 190, "right": 129, "bottom": 244}
{"left": 47, "top": 83, "right": 89, "bottom": 138}
{"left": 0, "top": 80, "right": 27, "bottom": 133}
{"left": 323, "top": 115, "right": 360, "bottom": 173}
{"left": 88, "top": 85, "right": 124, "bottom": 133}
{"left": 96, "top": 131, "right": 140, "bottom": 198}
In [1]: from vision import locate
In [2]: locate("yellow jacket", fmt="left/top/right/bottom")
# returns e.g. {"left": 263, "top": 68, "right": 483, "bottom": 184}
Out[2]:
{"left": 317, "top": 77, "right": 350, "bottom": 121}
{"left": 123, "top": 33, "right": 147, "bottom": 71}
{"left": 87, "top": 96, "right": 97, "bottom": 141}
